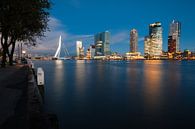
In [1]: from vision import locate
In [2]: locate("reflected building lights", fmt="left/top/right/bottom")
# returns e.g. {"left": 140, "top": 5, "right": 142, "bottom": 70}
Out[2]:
{"left": 55, "top": 60, "right": 64, "bottom": 67}
{"left": 53, "top": 60, "right": 64, "bottom": 93}
{"left": 75, "top": 60, "right": 86, "bottom": 95}
{"left": 126, "top": 62, "right": 139, "bottom": 93}
{"left": 167, "top": 62, "right": 181, "bottom": 94}
{"left": 143, "top": 60, "right": 163, "bottom": 112}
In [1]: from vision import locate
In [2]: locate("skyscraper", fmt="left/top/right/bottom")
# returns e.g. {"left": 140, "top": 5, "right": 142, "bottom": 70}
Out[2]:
{"left": 94, "top": 31, "right": 110, "bottom": 56}
{"left": 144, "top": 36, "right": 150, "bottom": 57}
{"left": 76, "top": 41, "right": 84, "bottom": 58}
{"left": 86, "top": 45, "right": 95, "bottom": 59}
{"left": 168, "top": 20, "right": 181, "bottom": 53}
{"left": 130, "top": 29, "right": 138, "bottom": 52}
{"left": 144, "top": 22, "right": 163, "bottom": 58}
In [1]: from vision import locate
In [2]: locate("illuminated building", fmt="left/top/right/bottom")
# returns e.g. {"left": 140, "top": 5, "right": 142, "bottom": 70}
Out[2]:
{"left": 125, "top": 52, "right": 145, "bottom": 60}
{"left": 90, "top": 45, "right": 95, "bottom": 58}
{"left": 95, "top": 31, "right": 110, "bottom": 56}
{"left": 86, "top": 45, "right": 95, "bottom": 59}
{"left": 144, "top": 22, "right": 163, "bottom": 58}
{"left": 76, "top": 41, "right": 84, "bottom": 58}
{"left": 86, "top": 48, "right": 91, "bottom": 59}
{"left": 130, "top": 29, "right": 138, "bottom": 52}
{"left": 79, "top": 47, "right": 85, "bottom": 58}
{"left": 76, "top": 41, "right": 82, "bottom": 57}
{"left": 183, "top": 49, "right": 191, "bottom": 59}
{"left": 168, "top": 20, "right": 181, "bottom": 53}
{"left": 144, "top": 36, "right": 151, "bottom": 57}
{"left": 168, "top": 36, "right": 176, "bottom": 53}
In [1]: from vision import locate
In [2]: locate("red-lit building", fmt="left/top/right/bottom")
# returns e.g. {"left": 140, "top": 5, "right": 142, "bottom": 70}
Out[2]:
{"left": 168, "top": 20, "right": 181, "bottom": 53}
{"left": 168, "top": 36, "right": 176, "bottom": 53}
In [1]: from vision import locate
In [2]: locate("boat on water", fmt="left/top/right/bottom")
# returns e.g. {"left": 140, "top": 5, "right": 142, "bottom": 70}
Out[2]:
{"left": 58, "top": 57, "right": 72, "bottom": 60}
{"left": 52, "top": 57, "right": 58, "bottom": 60}
{"left": 52, "top": 57, "right": 72, "bottom": 60}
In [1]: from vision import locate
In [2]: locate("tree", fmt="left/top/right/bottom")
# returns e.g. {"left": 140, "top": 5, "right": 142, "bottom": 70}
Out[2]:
{"left": 0, "top": 0, "right": 51, "bottom": 67}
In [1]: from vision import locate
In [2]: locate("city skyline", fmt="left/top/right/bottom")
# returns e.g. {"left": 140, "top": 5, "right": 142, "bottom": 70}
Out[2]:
{"left": 1, "top": 1, "right": 195, "bottom": 129}
{"left": 31, "top": 0, "right": 195, "bottom": 55}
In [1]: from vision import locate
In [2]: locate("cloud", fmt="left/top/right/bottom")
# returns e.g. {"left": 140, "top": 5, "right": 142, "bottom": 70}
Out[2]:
{"left": 111, "top": 30, "right": 129, "bottom": 45}
{"left": 29, "top": 17, "right": 145, "bottom": 55}
{"left": 138, "top": 37, "right": 145, "bottom": 42}
{"left": 69, "top": 0, "right": 81, "bottom": 8}
{"left": 30, "top": 17, "right": 93, "bottom": 55}
{"left": 48, "top": 17, "right": 65, "bottom": 30}
{"left": 31, "top": 17, "right": 67, "bottom": 53}
{"left": 111, "top": 30, "right": 145, "bottom": 45}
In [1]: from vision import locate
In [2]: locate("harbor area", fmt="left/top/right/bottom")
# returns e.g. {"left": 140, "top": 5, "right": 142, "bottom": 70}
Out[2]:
{"left": 0, "top": 65, "right": 58, "bottom": 129}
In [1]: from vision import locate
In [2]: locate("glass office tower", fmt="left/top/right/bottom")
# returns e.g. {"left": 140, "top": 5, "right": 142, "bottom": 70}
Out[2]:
{"left": 94, "top": 31, "right": 110, "bottom": 56}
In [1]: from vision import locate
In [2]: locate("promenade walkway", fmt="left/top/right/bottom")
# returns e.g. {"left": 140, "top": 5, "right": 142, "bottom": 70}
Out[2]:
{"left": 0, "top": 65, "right": 29, "bottom": 129}
{"left": 0, "top": 65, "right": 58, "bottom": 129}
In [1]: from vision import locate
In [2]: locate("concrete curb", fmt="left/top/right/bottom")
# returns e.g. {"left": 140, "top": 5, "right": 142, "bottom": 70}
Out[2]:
{"left": 27, "top": 68, "right": 59, "bottom": 129}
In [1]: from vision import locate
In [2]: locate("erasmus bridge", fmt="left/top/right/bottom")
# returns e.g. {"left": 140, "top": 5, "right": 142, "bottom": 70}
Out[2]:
{"left": 53, "top": 35, "right": 94, "bottom": 60}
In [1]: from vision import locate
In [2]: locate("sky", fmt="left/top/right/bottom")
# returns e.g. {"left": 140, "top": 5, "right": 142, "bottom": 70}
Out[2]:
{"left": 31, "top": 0, "right": 195, "bottom": 56}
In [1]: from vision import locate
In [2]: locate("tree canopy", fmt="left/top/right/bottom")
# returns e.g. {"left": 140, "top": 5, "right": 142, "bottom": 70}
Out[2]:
{"left": 0, "top": 0, "right": 51, "bottom": 67}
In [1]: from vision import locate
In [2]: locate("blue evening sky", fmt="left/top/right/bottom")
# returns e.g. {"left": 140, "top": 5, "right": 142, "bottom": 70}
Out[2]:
{"left": 36, "top": 0, "right": 195, "bottom": 55}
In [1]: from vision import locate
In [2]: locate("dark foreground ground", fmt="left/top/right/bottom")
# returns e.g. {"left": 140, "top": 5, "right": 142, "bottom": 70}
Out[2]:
{"left": 0, "top": 65, "right": 58, "bottom": 129}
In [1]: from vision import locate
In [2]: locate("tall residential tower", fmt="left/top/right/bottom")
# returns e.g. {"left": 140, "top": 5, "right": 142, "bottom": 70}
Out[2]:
{"left": 130, "top": 29, "right": 138, "bottom": 52}
{"left": 168, "top": 20, "right": 181, "bottom": 53}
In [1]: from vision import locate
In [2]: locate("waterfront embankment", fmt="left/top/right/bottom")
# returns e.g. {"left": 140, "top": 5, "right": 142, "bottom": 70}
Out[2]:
{"left": 0, "top": 65, "right": 59, "bottom": 129}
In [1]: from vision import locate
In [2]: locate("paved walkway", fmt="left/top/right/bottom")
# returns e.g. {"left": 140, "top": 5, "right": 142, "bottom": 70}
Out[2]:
{"left": 0, "top": 65, "right": 59, "bottom": 129}
{"left": 0, "top": 65, "right": 29, "bottom": 129}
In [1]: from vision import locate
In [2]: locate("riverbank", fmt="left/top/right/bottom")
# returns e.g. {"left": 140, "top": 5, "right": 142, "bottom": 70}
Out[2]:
{"left": 0, "top": 65, "right": 59, "bottom": 129}
{"left": 31, "top": 57, "right": 195, "bottom": 61}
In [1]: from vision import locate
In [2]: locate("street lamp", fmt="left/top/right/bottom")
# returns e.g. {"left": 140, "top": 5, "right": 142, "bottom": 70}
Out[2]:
{"left": 22, "top": 50, "right": 26, "bottom": 58}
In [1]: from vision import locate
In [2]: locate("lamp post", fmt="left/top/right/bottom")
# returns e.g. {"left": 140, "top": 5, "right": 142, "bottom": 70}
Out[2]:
{"left": 22, "top": 50, "right": 26, "bottom": 58}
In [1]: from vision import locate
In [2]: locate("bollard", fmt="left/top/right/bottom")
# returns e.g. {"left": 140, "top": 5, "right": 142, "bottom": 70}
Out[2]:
{"left": 37, "top": 67, "right": 44, "bottom": 86}
{"left": 31, "top": 63, "right": 34, "bottom": 69}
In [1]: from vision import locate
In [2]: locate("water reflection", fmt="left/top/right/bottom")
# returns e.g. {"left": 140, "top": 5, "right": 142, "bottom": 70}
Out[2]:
{"left": 75, "top": 60, "right": 86, "bottom": 95}
{"left": 143, "top": 60, "right": 163, "bottom": 112}
{"left": 144, "top": 60, "right": 164, "bottom": 65}
{"left": 127, "top": 61, "right": 140, "bottom": 88}
{"left": 96, "top": 61, "right": 105, "bottom": 81}
{"left": 166, "top": 61, "right": 181, "bottom": 94}
{"left": 53, "top": 60, "right": 64, "bottom": 93}
{"left": 33, "top": 60, "right": 195, "bottom": 129}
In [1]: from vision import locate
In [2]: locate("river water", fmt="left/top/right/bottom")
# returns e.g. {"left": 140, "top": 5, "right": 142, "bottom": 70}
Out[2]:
{"left": 33, "top": 60, "right": 195, "bottom": 129}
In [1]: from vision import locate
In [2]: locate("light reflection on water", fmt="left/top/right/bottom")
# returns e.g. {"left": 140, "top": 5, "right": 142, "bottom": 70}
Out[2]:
{"left": 33, "top": 60, "right": 195, "bottom": 129}
{"left": 53, "top": 60, "right": 64, "bottom": 95}
{"left": 75, "top": 60, "right": 86, "bottom": 95}
{"left": 143, "top": 60, "right": 163, "bottom": 116}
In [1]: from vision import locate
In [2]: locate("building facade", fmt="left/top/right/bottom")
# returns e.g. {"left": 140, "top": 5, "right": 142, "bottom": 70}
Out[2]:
{"left": 86, "top": 45, "right": 95, "bottom": 59}
{"left": 94, "top": 31, "right": 110, "bottom": 56}
{"left": 130, "top": 29, "right": 138, "bottom": 52}
{"left": 76, "top": 41, "right": 84, "bottom": 58}
{"left": 144, "top": 36, "right": 151, "bottom": 57}
{"left": 168, "top": 20, "right": 181, "bottom": 53}
{"left": 90, "top": 45, "right": 96, "bottom": 58}
{"left": 144, "top": 22, "right": 163, "bottom": 58}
